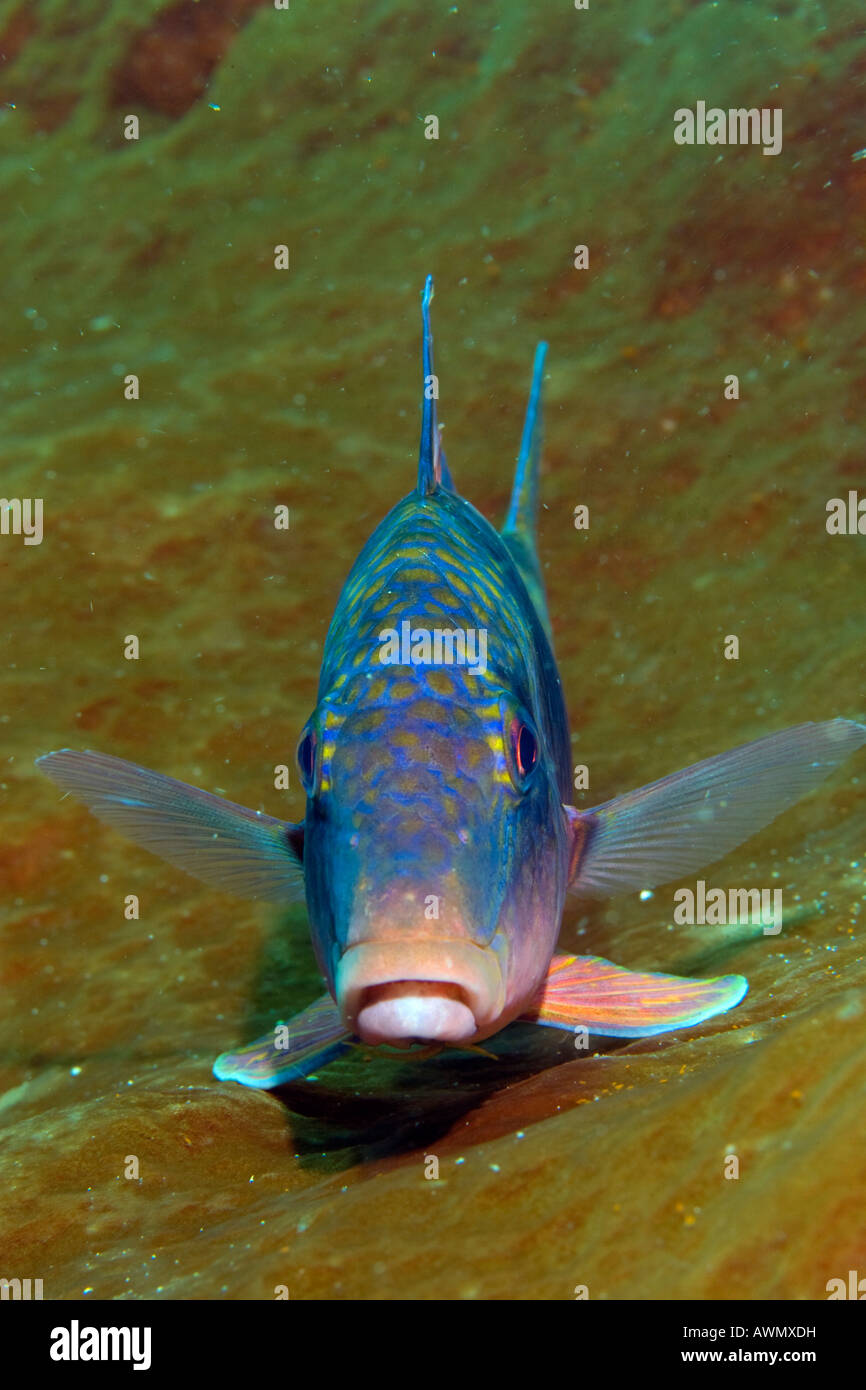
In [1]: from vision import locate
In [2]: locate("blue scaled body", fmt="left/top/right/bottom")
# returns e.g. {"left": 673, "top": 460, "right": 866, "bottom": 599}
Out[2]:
{"left": 37, "top": 277, "right": 866, "bottom": 1088}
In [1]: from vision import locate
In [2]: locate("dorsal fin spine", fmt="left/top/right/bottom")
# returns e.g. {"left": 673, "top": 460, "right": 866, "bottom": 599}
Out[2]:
{"left": 503, "top": 341, "right": 548, "bottom": 538}
{"left": 417, "top": 275, "right": 438, "bottom": 497}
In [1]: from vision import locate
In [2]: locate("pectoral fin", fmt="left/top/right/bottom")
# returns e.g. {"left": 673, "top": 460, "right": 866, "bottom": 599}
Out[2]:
{"left": 566, "top": 718, "right": 866, "bottom": 898}
{"left": 36, "top": 749, "right": 304, "bottom": 901}
{"left": 213, "top": 994, "right": 354, "bottom": 1088}
{"left": 521, "top": 953, "right": 747, "bottom": 1037}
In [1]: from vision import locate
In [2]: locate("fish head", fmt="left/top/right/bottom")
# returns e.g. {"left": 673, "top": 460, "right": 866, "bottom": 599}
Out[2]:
{"left": 298, "top": 674, "right": 570, "bottom": 1047}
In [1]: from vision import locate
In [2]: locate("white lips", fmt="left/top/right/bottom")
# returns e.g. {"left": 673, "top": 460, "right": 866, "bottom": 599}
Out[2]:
{"left": 357, "top": 982, "right": 476, "bottom": 1045}
{"left": 335, "top": 939, "right": 505, "bottom": 1046}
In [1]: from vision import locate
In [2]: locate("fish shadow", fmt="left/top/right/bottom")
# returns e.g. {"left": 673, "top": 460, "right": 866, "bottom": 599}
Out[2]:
{"left": 237, "top": 907, "right": 744, "bottom": 1171}
{"left": 239, "top": 914, "right": 623, "bottom": 1166}
{"left": 238, "top": 912, "right": 614, "bottom": 1166}
{"left": 267, "top": 1025, "right": 603, "bottom": 1170}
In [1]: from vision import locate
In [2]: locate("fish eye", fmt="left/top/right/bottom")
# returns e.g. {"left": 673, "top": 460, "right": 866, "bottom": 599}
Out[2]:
{"left": 508, "top": 712, "right": 538, "bottom": 789}
{"left": 297, "top": 728, "right": 318, "bottom": 794}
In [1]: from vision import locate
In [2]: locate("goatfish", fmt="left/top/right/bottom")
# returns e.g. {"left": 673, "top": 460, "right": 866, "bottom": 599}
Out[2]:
{"left": 37, "top": 276, "right": 866, "bottom": 1089}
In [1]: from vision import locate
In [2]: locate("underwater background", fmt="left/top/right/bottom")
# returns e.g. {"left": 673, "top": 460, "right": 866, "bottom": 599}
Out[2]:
{"left": 2, "top": 0, "right": 865, "bottom": 1299}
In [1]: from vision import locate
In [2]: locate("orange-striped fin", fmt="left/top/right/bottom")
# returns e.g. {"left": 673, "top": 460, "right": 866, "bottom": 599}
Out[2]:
{"left": 213, "top": 993, "right": 353, "bottom": 1088}
{"left": 520, "top": 953, "right": 747, "bottom": 1037}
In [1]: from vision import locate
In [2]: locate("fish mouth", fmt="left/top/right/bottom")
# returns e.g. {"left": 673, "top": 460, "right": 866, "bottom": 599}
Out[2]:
{"left": 357, "top": 981, "right": 476, "bottom": 1046}
{"left": 336, "top": 940, "right": 505, "bottom": 1046}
